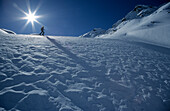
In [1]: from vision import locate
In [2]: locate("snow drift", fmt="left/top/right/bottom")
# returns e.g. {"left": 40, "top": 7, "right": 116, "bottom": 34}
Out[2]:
{"left": 0, "top": 29, "right": 16, "bottom": 35}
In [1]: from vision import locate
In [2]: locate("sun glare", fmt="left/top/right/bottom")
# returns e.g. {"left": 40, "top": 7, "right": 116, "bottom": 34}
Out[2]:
{"left": 14, "top": 1, "right": 43, "bottom": 31}
{"left": 26, "top": 12, "right": 36, "bottom": 23}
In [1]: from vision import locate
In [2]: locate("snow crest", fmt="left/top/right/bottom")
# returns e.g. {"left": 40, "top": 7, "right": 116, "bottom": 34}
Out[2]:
{"left": 79, "top": 28, "right": 106, "bottom": 38}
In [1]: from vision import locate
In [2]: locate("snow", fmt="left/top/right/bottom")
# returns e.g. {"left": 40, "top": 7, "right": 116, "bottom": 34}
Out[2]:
{"left": 0, "top": 30, "right": 170, "bottom": 111}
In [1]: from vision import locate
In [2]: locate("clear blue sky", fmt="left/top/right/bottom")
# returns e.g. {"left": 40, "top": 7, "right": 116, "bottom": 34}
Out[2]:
{"left": 0, "top": 0, "right": 169, "bottom": 36}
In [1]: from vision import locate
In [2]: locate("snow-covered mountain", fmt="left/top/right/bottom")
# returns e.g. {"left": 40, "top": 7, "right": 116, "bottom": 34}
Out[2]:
{"left": 79, "top": 28, "right": 106, "bottom": 38}
{"left": 81, "top": 2, "right": 170, "bottom": 48}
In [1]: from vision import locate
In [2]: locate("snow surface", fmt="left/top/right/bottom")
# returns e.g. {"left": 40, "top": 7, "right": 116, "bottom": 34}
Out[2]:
{"left": 0, "top": 30, "right": 170, "bottom": 111}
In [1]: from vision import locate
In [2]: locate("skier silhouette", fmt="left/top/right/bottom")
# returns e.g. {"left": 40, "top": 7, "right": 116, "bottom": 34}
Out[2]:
{"left": 39, "top": 26, "right": 45, "bottom": 36}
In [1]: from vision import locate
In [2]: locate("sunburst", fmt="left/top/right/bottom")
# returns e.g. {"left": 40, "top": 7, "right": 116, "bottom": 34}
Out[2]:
{"left": 14, "top": 0, "right": 43, "bottom": 31}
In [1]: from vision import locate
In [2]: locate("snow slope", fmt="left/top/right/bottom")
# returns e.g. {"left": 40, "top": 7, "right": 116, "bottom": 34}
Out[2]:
{"left": 0, "top": 30, "right": 170, "bottom": 111}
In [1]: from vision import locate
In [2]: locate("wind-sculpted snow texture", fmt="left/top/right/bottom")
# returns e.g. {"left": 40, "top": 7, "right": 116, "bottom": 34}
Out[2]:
{"left": 0, "top": 34, "right": 170, "bottom": 111}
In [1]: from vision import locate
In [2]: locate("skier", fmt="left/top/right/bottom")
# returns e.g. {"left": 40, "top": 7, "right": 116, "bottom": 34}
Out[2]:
{"left": 39, "top": 26, "right": 45, "bottom": 36}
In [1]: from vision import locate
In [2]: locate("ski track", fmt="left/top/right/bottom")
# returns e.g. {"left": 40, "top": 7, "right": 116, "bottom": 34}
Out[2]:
{"left": 0, "top": 35, "right": 170, "bottom": 111}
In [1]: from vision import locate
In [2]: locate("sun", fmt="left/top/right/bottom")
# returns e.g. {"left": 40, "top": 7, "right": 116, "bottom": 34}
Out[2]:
{"left": 22, "top": 10, "right": 42, "bottom": 31}
{"left": 26, "top": 12, "right": 36, "bottom": 23}
{"left": 14, "top": 1, "right": 43, "bottom": 31}
{"left": 23, "top": 10, "right": 40, "bottom": 25}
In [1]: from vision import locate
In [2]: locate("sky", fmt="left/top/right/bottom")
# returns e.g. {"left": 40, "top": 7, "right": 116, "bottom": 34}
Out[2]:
{"left": 0, "top": 0, "right": 169, "bottom": 36}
